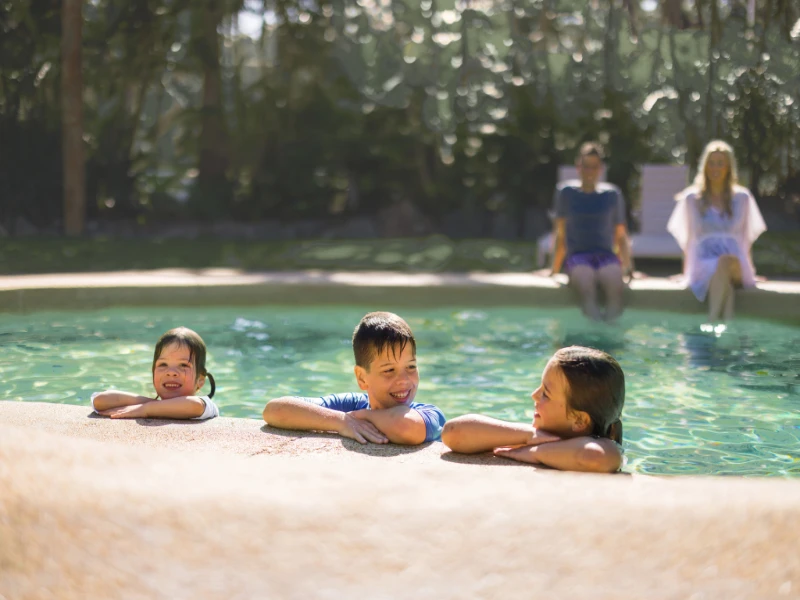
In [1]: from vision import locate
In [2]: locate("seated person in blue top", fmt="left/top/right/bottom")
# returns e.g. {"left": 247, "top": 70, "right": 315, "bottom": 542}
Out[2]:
{"left": 441, "top": 346, "right": 624, "bottom": 473}
{"left": 263, "top": 311, "right": 445, "bottom": 445}
{"left": 91, "top": 327, "right": 219, "bottom": 420}
{"left": 549, "top": 142, "right": 632, "bottom": 322}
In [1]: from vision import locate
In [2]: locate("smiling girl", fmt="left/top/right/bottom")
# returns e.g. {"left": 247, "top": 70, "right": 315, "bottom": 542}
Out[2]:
{"left": 91, "top": 327, "right": 219, "bottom": 420}
{"left": 441, "top": 346, "right": 625, "bottom": 473}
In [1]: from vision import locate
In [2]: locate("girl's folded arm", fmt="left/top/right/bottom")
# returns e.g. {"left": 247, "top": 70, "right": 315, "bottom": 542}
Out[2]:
{"left": 92, "top": 391, "right": 154, "bottom": 412}
{"left": 499, "top": 437, "right": 622, "bottom": 473}
{"left": 441, "top": 414, "right": 533, "bottom": 454}
{"left": 142, "top": 396, "right": 207, "bottom": 419}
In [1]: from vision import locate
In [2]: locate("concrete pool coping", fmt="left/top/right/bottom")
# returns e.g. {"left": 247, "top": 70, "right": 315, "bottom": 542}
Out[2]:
{"left": 1, "top": 401, "right": 799, "bottom": 599}
{"left": 2, "top": 272, "right": 800, "bottom": 597}
{"left": 1, "top": 268, "right": 799, "bottom": 323}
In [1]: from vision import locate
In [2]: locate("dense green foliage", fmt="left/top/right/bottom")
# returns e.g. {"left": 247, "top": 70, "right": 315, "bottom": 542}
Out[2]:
{"left": 1, "top": 0, "right": 798, "bottom": 231}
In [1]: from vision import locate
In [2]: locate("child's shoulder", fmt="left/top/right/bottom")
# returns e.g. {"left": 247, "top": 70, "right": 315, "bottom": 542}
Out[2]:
{"left": 318, "top": 392, "right": 369, "bottom": 411}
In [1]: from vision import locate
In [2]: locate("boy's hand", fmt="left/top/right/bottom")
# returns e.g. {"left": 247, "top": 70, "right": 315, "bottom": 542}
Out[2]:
{"left": 99, "top": 403, "right": 150, "bottom": 419}
{"left": 340, "top": 411, "right": 389, "bottom": 444}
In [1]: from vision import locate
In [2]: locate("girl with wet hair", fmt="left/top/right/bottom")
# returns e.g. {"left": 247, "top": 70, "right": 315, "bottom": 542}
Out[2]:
{"left": 441, "top": 346, "right": 625, "bottom": 473}
{"left": 91, "top": 327, "right": 219, "bottom": 420}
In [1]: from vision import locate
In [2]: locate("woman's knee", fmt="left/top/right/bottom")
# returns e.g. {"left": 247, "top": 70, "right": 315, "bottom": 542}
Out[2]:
{"left": 716, "top": 255, "right": 742, "bottom": 283}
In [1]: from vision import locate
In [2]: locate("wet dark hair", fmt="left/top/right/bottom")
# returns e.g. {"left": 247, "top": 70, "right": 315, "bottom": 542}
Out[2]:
{"left": 352, "top": 312, "right": 416, "bottom": 370}
{"left": 577, "top": 141, "right": 605, "bottom": 162}
{"left": 552, "top": 346, "right": 624, "bottom": 443}
{"left": 152, "top": 327, "right": 215, "bottom": 398}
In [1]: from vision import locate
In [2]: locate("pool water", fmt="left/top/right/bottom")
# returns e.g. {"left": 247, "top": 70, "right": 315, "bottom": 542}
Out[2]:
{"left": 1, "top": 306, "right": 798, "bottom": 477}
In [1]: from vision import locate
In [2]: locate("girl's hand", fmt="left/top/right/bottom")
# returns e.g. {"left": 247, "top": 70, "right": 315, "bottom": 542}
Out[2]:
{"left": 493, "top": 445, "right": 543, "bottom": 464}
{"left": 99, "top": 404, "right": 150, "bottom": 419}
{"left": 530, "top": 428, "right": 562, "bottom": 445}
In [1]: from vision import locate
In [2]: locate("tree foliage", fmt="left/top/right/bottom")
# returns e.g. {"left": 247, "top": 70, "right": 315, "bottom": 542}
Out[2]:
{"left": 1, "top": 0, "right": 798, "bottom": 232}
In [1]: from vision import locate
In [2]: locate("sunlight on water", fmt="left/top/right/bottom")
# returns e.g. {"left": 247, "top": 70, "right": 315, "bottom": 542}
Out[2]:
{"left": 1, "top": 306, "right": 798, "bottom": 477}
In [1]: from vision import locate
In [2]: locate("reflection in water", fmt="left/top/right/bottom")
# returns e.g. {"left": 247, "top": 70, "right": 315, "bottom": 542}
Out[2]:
{"left": 551, "top": 316, "right": 627, "bottom": 356}
{"left": 679, "top": 328, "right": 749, "bottom": 371}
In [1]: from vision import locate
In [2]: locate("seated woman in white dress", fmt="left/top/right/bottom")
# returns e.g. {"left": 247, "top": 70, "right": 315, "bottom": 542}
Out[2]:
{"left": 667, "top": 140, "right": 767, "bottom": 322}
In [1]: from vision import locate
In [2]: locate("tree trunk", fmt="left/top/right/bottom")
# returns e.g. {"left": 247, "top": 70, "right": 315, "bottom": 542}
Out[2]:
{"left": 62, "top": 0, "right": 85, "bottom": 235}
{"left": 661, "top": 0, "right": 687, "bottom": 29}
{"left": 193, "top": 0, "right": 231, "bottom": 218}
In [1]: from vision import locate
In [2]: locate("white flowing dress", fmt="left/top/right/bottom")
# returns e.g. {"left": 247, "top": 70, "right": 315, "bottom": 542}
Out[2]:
{"left": 667, "top": 185, "right": 767, "bottom": 302}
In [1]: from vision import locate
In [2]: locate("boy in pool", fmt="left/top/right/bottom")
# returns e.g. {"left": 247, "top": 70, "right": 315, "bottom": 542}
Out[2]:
{"left": 442, "top": 346, "right": 624, "bottom": 473}
{"left": 263, "top": 311, "right": 445, "bottom": 445}
{"left": 91, "top": 327, "right": 219, "bottom": 420}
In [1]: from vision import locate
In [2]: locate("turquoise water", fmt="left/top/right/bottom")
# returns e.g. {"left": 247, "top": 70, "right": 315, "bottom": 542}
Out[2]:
{"left": 1, "top": 306, "right": 799, "bottom": 477}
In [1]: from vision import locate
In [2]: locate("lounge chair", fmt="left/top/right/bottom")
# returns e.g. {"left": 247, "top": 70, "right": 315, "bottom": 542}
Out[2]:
{"left": 629, "top": 164, "right": 688, "bottom": 259}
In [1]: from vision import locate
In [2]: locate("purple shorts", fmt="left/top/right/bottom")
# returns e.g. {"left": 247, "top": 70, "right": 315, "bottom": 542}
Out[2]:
{"left": 565, "top": 251, "right": 621, "bottom": 273}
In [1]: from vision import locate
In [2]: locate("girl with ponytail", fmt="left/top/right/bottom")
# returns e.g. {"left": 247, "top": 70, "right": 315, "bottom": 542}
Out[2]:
{"left": 91, "top": 327, "right": 219, "bottom": 420}
{"left": 442, "top": 346, "right": 625, "bottom": 473}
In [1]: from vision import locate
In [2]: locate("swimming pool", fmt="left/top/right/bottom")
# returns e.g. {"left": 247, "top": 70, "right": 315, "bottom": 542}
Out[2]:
{"left": 1, "top": 306, "right": 798, "bottom": 477}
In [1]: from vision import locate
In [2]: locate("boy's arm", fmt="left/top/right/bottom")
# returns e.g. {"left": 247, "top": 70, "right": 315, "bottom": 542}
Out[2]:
{"left": 614, "top": 223, "right": 632, "bottom": 277}
{"left": 348, "top": 406, "right": 428, "bottom": 445}
{"left": 494, "top": 436, "right": 623, "bottom": 473}
{"left": 92, "top": 391, "right": 154, "bottom": 412}
{"left": 262, "top": 397, "right": 388, "bottom": 444}
{"left": 100, "top": 396, "right": 207, "bottom": 419}
{"left": 441, "top": 414, "right": 539, "bottom": 454}
{"left": 550, "top": 218, "right": 567, "bottom": 275}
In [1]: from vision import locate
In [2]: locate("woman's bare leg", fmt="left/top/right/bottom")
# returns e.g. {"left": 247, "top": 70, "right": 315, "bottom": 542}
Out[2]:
{"left": 708, "top": 255, "right": 742, "bottom": 322}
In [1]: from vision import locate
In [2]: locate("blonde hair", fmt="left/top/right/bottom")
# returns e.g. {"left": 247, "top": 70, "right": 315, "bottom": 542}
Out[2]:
{"left": 693, "top": 140, "right": 739, "bottom": 217}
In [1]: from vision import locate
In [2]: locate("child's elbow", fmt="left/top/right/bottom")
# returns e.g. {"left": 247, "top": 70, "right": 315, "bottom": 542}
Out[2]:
{"left": 185, "top": 397, "right": 207, "bottom": 418}
{"left": 262, "top": 396, "right": 293, "bottom": 425}
{"left": 440, "top": 417, "right": 470, "bottom": 451}
{"left": 394, "top": 420, "right": 427, "bottom": 445}
{"left": 578, "top": 444, "right": 622, "bottom": 473}
{"left": 91, "top": 392, "right": 113, "bottom": 412}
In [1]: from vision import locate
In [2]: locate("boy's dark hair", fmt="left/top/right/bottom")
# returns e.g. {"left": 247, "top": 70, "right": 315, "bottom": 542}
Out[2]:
{"left": 577, "top": 141, "right": 605, "bottom": 162}
{"left": 553, "top": 346, "right": 624, "bottom": 443}
{"left": 352, "top": 312, "right": 416, "bottom": 370}
{"left": 152, "top": 327, "right": 215, "bottom": 398}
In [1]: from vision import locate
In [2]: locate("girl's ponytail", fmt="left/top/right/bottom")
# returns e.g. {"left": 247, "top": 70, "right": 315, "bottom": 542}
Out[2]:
{"left": 606, "top": 418, "right": 623, "bottom": 444}
{"left": 206, "top": 373, "right": 216, "bottom": 398}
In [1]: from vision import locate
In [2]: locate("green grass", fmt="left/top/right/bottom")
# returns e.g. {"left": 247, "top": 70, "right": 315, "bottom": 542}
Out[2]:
{"left": 0, "top": 233, "right": 797, "bottom": 277}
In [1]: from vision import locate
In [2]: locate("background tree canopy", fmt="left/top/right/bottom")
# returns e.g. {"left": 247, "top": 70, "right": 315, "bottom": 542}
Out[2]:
{"left": 1, "top": 0, "right": 798, "bottom": 234}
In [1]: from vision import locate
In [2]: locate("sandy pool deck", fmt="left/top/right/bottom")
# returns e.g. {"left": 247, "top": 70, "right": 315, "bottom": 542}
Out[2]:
{"left": 2, "top": 401, "right": 800, "bottom": 599}
{"left": 1, "top": 270, "right": 800, "bottom": 598}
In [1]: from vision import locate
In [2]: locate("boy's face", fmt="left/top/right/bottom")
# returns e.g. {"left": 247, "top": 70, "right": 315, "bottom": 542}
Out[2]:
{"left": 577, "top": 155, "right": 603, "bottom": 189}
{"left": 152, "top": 342, "right": 204, "bottom": 400}
{"left": 354, "top": 343, "right": 419, "bottom": 410}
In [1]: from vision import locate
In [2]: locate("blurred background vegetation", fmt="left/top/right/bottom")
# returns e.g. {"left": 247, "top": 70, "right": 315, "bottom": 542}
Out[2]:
{"left": 1, "top": 0, "right": 799, "bottom": 241}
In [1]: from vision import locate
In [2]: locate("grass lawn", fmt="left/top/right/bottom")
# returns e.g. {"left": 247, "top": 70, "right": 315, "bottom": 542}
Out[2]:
{"left": 0, "top": 233, "right": 797, "bottom": 277}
